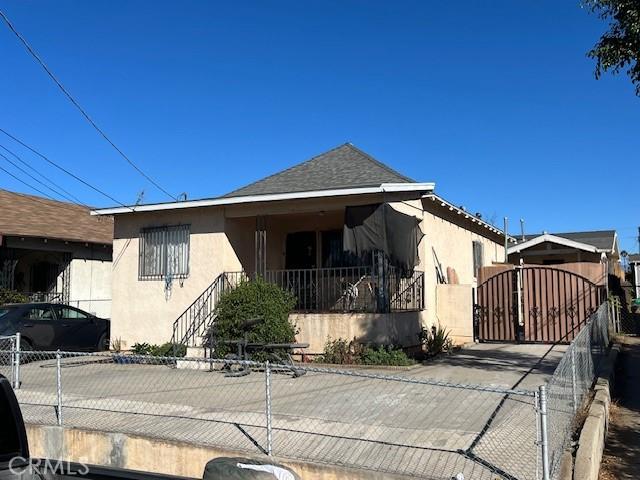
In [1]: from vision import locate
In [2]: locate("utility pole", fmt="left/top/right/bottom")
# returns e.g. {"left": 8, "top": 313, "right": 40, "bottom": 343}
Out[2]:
{"left": 504, "top": 217, "right": 509, "bottom": 263}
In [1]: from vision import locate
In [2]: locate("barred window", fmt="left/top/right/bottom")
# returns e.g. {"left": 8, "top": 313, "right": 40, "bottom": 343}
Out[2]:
{"left": 472, "top": 240, "right": 484, "bottom": 277}
{"left": 139, "top": 225, "right": 190, "bottom": 280}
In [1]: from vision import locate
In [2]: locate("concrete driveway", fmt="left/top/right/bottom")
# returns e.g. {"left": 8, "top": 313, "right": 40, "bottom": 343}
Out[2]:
{"left": 5, "top": 342, "right": 567, "bottom": 480}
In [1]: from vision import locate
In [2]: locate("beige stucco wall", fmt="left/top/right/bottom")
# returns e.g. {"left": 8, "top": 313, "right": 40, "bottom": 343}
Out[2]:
{"left": 109, "top": 194, "right": 505, "bottom": 350}
{"left": 291, "top": 311, "right": 426, "bottom": 354}
{"left": 435, "top": 284, "right": 473, "bottom": 345}
{"left": 421, "top": 201, "right": 505, "bottom": 330}
{"left": 110, "top": 207, "right": 243, "bottom": 348}
{"left": 69, "top": 255, "right": 112, "bottom": 318}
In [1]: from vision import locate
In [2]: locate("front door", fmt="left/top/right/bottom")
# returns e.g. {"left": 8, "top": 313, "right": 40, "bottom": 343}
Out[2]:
{"left": 285, "top": 231, "right": 317, "bottom": 269}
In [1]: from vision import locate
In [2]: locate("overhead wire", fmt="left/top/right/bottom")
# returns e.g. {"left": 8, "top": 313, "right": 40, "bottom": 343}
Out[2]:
{"left": 0, "top": 142, "right": 85, "bottom": 204}
{"left": 0, "top": 127, "right": 133, "bottom": 211}
{"left": 0, "top": 150, "right": 83, "bottom": 205}
{"left": 0, "top": 163, "right": 56, "bottom": 200}
{"left": 0, "top": 7, "right": 177, "bottom": 201}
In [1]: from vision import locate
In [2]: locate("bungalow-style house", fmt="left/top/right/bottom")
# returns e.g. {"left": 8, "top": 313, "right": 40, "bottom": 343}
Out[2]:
{"left": 94, "top": 144, "right": 509, "bottom": 353}
{"left": 0, "top": 189, "right": 113, "bottom": 317}
{"left": 507, "top": 230, "right": 621, "bottom": 287}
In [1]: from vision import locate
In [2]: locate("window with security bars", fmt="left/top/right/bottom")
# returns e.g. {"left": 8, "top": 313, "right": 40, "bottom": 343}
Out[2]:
{"left": 139, "top": 225, "right": 190, "bottom": 280}
{"left": 472, "top": 240, "right": 484, "bottom": 277}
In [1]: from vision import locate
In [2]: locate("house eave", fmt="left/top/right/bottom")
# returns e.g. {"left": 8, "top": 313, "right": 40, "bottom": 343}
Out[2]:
{"left": 421, "top": 193, "right": 515, "bottom": 241}
{"left": 507, "top": 233, "right": 601, "bottom": 255}
{"left": 92, "top": 183, "right": 436, "bottom": 216}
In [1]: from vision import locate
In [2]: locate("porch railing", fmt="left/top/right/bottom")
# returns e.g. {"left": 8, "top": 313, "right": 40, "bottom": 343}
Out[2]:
{"left": 264, "top": 267, "right": 424, "bottom": 313}
{"left": 26, "top": 291, "right": 64, "bottom": 303}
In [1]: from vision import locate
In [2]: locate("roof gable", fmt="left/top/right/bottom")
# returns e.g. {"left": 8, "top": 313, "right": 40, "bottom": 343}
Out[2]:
{"left": 0, "top": 189, "right": 113, "bottom": 245}
{"left": 222, "top": 143, "right": 415, "bottom": 198}
{"left": 512, "top": 230, "right": 617, "bottom": 253}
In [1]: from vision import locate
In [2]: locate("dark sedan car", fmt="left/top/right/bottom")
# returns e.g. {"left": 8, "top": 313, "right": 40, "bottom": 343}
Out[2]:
{"left": 0, "top": 303, "right": 109, "bottom": 352}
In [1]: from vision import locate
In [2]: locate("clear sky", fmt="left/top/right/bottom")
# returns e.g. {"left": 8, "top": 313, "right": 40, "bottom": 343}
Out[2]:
{"left": 1, "top": 1, "right": 638, "bottom": 252}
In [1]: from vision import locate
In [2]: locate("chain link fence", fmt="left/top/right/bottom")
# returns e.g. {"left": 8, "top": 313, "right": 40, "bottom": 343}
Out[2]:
{"left": 544, "top": 302, "right": 610, "bottom": 479}
{"left": 0, "top": 301, "right": 613, "bottom": 480}
{"left": 0, "top": 334, "right": 19, "bottom": 386}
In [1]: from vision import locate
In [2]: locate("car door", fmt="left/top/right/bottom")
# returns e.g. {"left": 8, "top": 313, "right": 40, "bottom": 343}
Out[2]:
{"left": 19, "top": 305, "right": 60, "bottom": 349}
{"left": 52, "top": 305, "right": 101, "bottom": 351}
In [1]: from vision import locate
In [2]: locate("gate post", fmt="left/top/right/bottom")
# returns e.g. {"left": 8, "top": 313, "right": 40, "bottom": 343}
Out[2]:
{"left": 513, "top": 266, "right": 525, "bottom": 342}
{"left": 538, "top": 385, "right": 551, "bottom": 480}
{"left": 13, "top": 332, "right": 21, "bottom": 390}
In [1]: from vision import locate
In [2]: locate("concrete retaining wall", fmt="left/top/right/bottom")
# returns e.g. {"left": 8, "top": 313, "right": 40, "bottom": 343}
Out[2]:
{"left": 564, "top": 344, "right": 620, "bottom": 480}
{"left": 26, "top": 424, "right": 412, "bottom": 480}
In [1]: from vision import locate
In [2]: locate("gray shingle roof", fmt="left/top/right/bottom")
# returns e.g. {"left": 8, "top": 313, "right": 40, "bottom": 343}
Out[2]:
{"left": 514, "top": 230, "right": 616, "bottom": 251}
{"left": 222, "top": 143, "right": 415, "bottom": 198}
{"left": 629, "top": 253, "right": 640, "bottom": 263}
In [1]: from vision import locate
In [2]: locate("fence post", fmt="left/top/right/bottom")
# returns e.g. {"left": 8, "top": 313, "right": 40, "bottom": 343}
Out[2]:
{"left": 56, "top": 350, "right": 63, "bottom": 426}
{"left": 538, "top": 385, "right": 550, "bottom": 480}
{"left": 13, "top": 332, "right": 21, "bottom": 390}
{"left": 570, "top": 346, "right": 578, "bottom": 414}
{"left": 264, "top": 360, "right": 273, "bottom": 456}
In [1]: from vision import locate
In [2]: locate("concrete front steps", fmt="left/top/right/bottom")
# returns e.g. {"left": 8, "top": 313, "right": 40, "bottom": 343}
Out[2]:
{"left": 176, "top": 346, "right": 218, "bottom": 371}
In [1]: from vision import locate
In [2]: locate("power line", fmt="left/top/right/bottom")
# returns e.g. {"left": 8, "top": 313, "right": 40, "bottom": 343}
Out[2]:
{"left": 0, "top": 163, "right": 56, "bottom": 200}
{"left": 0, "top": 8, "right": 177, "bottom": 201}
{"left": 0, "top": 143, "right": 85, "bottom": 205}
{"left": 0, "top": 127, "right": 132, "bottom": 210}
{"left": 0, "top": 151, "right": 74, "bottom": 202}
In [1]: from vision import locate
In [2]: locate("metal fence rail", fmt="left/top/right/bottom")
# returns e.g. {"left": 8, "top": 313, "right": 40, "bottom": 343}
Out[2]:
{"left": 544, "top": 302, "right": 610, "bottom": 479}
{"left": 0, "top": 301, "right": 613, "bottom": 480}
{"left": 0, "top": 349, "right": 540, "bottom": 480}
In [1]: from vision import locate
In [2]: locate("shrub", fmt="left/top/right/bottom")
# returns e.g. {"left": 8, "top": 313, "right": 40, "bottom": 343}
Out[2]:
{"left": 360, "top": 345, "right": 414, "bottom": 366}
{"left": 316, "top": 337, "right": 414, "bottom": 366}
{"left": 205, "top": 278, "right": 297, "bottom": 358}
{"left": 419, "top": 325, "right": 453, "bottom": 356}
{"left": 0, "top": 289, "right": 28, "bottom": 305}
{"left": 131, "top": 342, "right": 186, "bottom": 357}
{"left": 316, "top": 337, "right": 362, "bottom": 365}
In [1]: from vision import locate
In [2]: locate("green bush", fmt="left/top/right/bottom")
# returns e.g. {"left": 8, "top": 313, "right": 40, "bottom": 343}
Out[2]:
{"left": 131, "top": 342, "right": 186, "bottom": 357}
{"left": 205, "top": 278, "right": 297, "bottom": 358}
{"left": 316, "top": 337, "right": 414, "bottom": 366}
{"left": 360, "top": 345, "right": 414, "bottom": 366}
{"left": 0, "top": 289, "right": 28, "bottom": 305}
{"left": 419, "top": 325, "right": 453, "bottom": 356}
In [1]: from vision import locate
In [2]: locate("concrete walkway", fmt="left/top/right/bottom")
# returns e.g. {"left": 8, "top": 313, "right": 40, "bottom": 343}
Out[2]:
{"left": 600, "top": 336, "right": 640, "bottom": 480}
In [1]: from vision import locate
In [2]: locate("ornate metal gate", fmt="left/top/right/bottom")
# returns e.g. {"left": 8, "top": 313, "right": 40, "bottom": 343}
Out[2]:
{"left": 474, "top": 266, "right": 606, "bottom": 343}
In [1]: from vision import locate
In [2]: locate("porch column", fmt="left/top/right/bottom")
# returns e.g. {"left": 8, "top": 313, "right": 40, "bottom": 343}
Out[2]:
{"left": 255, "top": 216, "right": 267, "bottom": 278}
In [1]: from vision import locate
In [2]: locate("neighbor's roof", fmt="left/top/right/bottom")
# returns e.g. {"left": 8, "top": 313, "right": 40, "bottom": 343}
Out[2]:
{"left": 508, "top": 230, "right": 617, "bottom": 254}
{"left": 93, "top": 144, "right": 434, "bottom": 215}
{"left": 629, "top": 254, "right": 640, "bottom": 263}
{"left": 0, "top": 189, "right": 113, "bottom": 245}
{"left": 223, "top": 143, "right": 415, "bottom": 198}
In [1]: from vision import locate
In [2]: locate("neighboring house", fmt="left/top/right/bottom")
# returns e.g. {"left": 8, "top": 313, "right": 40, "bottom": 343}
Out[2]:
{"left": 630, "top": 254, "right": 640, "bottom": 298}
{"left": 0, "top": 189, "right": 113, "bottom": 317}
{"left": 507, "top": 230, "right": 621, "bottom": 286}
{"left": 94, "top": 144, "right": 509, "bottom": 352}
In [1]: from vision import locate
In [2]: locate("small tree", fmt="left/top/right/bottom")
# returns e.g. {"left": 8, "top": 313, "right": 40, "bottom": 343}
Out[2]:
{"left": 206, "top": 278, "right": 298, "bottom": 357}
{"left": 584, "top": 0, "right": 640, "bottom": 95}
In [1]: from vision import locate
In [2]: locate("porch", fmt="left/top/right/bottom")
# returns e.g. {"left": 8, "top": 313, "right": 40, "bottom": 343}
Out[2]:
{"left": 225, "top": 205, "right": 425, "bottom": 314}
{"left": 0, "top": 245, "right": 72, "bottom": 302}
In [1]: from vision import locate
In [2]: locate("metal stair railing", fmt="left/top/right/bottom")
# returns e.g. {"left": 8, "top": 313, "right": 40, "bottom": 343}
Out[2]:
{"left": 171, "top": 271, "right": 247, "bottom": 348}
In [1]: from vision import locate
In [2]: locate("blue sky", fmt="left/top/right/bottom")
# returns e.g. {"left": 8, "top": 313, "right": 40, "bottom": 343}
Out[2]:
{"left": 1, "top": 1, "right": 638, "bottom": 252}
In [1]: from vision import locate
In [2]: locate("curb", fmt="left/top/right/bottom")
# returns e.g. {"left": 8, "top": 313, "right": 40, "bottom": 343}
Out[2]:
{"left": 564, "top": 343, "right": 620, "bottom": 480}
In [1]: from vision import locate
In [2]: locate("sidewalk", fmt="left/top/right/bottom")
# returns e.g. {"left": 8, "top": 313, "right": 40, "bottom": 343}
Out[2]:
{"left": 599, "top": 336, "right": 640, "bottom": 480}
